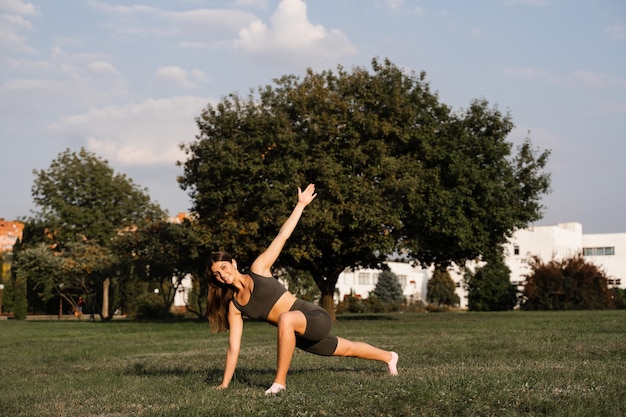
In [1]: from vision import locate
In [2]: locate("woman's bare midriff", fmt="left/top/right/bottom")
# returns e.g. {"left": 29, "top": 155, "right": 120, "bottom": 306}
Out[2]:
{"left": 266, "top": 292, "right": 298, "bottom": 324}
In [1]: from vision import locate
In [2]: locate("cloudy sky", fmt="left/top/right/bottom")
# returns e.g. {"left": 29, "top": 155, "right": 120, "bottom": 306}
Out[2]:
{"left": 1, "top": 0, "right": 625, "bottom": 233}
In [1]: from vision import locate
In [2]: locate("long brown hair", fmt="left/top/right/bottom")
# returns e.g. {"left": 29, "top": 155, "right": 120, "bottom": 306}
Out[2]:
{"left": 206, "top": 251, "right": 236, "bottom": 333}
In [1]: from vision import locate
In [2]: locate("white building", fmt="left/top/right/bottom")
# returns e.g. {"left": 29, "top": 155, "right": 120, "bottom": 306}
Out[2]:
{"left": 335, "top": 261, "right": 430, "bottom": 304}
{"left": 335, "top": 222, "right": 626, "bottom": 309}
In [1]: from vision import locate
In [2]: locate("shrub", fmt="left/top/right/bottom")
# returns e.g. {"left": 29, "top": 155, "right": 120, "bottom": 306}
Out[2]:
{"left": 134, "top": 293, "right": 168, "bottom": 320}
{"left": 465, "top": 257, "right": 518, "bottom": 311}
{"left": 522, "top": 255, "right": 613, "bottom": 310}
{"left": 611, "top": 287, "right": 626, "bottom": 309}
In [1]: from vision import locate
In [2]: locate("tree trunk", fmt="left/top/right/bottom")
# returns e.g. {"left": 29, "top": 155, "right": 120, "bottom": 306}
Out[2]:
{"left": 101, "top": 278, "right": 110, "bottom": 319}
{"left": 321, "top": 292, "right": 336, "bottom": 322}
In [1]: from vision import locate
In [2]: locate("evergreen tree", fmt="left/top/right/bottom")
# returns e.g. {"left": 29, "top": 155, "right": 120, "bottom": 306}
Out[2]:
{"left": 427, "top": 268, "right": 460, "bottom": 306}
{"left": 372, "top": 270, "right": 405, "bottom": 304}
{"left": 465, "top": 256, "right": 518, "bottom": 311}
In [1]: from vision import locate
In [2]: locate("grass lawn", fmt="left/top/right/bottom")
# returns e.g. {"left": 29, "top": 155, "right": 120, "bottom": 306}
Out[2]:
{"left": 0, "top": 310, "right": 624, "bottom": 417}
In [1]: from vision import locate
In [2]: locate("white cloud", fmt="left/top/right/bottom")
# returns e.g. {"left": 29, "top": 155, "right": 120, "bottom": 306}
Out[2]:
{"left": 154, "top": 66, "right": 207, "bottom": 89}
{"left": 385, "top": 0, "right": 405, "bottom": 9}
{"left": 86, "top": 61, "right": 119, "bottom": 76}
{"left": 47, "top": 96, "right": 211, "bottom": 166}
{"left": 0, "top": 0, "right": 38, "bottom": 15}
{"left": 235, "top": 0, "right": 356, "bottom": 61}
{"left": 90, "top": 2, "right": 257, "bottom": 40}
{"left": 88, "top": 2, "right": 159, "bottom": 16}
{"left": 233, "top": 0, "right": 269, "bottom": 8}
{"left": 606, "top": 24, "right": 626, "bottom": 41}
{"left": 0, "top": 0, "right": 38, "bottom": 50}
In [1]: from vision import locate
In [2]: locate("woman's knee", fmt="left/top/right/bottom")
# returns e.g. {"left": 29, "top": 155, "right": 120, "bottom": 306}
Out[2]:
{"left": 277, "top": 311, "right": 307, "bottom": 334}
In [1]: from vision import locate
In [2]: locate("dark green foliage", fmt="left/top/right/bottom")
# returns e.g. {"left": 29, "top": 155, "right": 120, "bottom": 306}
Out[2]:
{"left": 11, "top": 271, "right": 28, "bottom": 320}
{"left": 612, "top": 287, "right": 626, "bottom": 309}
{"left": 372, "top": 270, "right": 404, "bottom": 304}
{"left": 29, "top": 147, "right": 164, "bottom": 245}
{"left": 427, "top": 268, "right": 460, "bottom": 306}
{"left": 134, "top": 292, "right": 169, "bottom": 320}
{"left": 522, "top": 255, "right": 614, "bottom": 310}
{"left": 112, "top": 219, "right": 209, "bottom": 318}
{"left": 19, "top": 148, "right": 165, "bottom": 318}
{"left": 465, "top": 256, "right": 518, "bottom": 311}
{"left": 280, "top": 267, "right": 320, "bottom": 302}
{"left": 179, "top": 58, "right": 551, "bottom": 317}
{"left": 335, "top": 292, "right": 389, "bottom": 314}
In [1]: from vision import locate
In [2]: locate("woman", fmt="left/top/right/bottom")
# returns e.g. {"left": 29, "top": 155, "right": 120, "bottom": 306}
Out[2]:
{"left": 207, "top": 184, "right": 399, "bottom": 395}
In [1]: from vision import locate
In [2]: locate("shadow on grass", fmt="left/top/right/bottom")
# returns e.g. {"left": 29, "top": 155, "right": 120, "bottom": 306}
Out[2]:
{"left": 336, "top": 314, "right": 397, "bottom": 321}
{"left": 125, "top": 363, "right": 380, "bottom": 389}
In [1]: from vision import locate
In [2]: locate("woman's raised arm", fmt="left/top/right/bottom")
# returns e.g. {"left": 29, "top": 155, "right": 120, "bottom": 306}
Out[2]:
{"left": 250, "top": 184, "right": 317, "bottom": 276}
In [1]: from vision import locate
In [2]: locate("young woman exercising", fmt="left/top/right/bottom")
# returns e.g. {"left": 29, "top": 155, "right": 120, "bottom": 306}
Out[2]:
{"left": 207, "top": 183, "right": 399, "bottom": 395}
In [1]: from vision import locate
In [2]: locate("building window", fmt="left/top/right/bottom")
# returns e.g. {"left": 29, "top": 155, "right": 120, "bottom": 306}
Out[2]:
{"left": 608, "top": 279, "right": 622, "bottom": 286}
{"left": 358, "top": 272, "right": 370, "bottom": 285}
{"left": 514, "top": 245, "right": 520, "bottom": 255}
{"left": 583, "top": 247, "right": 615, "bottom": 256}
{"left": 397, "top": 274, "right": 407, "bottom": 288}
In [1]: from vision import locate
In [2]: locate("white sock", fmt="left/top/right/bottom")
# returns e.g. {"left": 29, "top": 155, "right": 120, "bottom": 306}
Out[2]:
{"left": 387, "top": 351, "right": 399, "bottom": 376}
{"left": 264, "top": 382, "right": 286, "bottom": 395}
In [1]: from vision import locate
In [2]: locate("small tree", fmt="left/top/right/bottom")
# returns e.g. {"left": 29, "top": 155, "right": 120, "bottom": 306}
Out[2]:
{"left": 427, "top": 268, "right": 460, "bottom": 306}
{"left": 372, "top": 270, "right": 404, "bottom": 305}
{"left": 465, "top": 256, "right": 518, "bottom": 311}
{"left": 522, "top": 255, "right": 613, "bottom": 310}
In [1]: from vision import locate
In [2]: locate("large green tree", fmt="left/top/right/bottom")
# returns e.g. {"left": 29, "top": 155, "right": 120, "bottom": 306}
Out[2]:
{"left": 24, "top": 148, "right": 165, "bottom": 319}
{"left": 179, "top": 58, "right": 551, "bottom": 318}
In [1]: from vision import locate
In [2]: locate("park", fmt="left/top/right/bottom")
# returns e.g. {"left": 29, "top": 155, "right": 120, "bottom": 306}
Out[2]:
{"left": 1, "top": 310, "right": 624, "bottom": 416}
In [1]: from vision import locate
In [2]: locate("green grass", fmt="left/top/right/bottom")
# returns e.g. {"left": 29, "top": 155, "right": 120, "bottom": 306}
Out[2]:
{"left": 0, "top": 311, "right": 624, "bottom": 417}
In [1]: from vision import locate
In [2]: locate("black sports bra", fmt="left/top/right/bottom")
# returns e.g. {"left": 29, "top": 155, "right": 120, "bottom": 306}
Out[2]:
{"left": 232, "top": 271, "right": 288, "bottom": 320}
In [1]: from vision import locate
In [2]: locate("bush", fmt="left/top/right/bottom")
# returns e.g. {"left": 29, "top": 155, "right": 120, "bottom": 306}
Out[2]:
{"left": 612, "top": 287, "right": 626, "bottom": 309}
{"left": 134, "top": 293, "right": 168, "bottom": 320}
{"left": 522, "top": 255, "right": 613, "bottom": 310}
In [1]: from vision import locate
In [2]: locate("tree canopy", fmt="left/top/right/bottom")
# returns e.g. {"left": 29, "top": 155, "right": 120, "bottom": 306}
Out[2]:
{"left": 178, "top": 58, "right": 551, "bottom": 316}
{"left": 29, "top": 147, "right": 165, "bottom": 245}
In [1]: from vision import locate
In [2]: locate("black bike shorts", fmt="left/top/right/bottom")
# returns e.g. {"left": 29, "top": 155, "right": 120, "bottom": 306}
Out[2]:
{"left": 289, "top": 299, "right": 338, "bottom": 356}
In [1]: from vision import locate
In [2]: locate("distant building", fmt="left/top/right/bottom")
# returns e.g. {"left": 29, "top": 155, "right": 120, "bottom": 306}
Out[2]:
{"left": 336, "top": 222, "right": 626, "bottom": 309}
{"left": 0, "top": 219, "right": 24, "bottom": 253}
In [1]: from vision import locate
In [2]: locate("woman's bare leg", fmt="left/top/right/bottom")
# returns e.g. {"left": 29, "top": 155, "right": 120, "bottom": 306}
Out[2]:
{"left": 333, "top": 337, "right": 398, "bottom": 375}
{"left": 266, "top": 310, "right": 307, "bottom": 394}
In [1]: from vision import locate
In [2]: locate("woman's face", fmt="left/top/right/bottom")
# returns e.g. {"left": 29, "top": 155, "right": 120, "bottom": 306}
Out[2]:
{"left": 210, "top": 260, "right": 237, "bottom": 285}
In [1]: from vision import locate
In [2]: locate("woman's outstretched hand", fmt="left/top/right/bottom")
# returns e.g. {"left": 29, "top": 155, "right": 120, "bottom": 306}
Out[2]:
{"left": 298, "top": 183, "right": 317, "bottom": 207}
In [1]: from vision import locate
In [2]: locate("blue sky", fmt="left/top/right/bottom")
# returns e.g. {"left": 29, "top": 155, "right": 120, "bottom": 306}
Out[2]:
{"left": 1, "top": 0, "right": 625, "bottom": 233}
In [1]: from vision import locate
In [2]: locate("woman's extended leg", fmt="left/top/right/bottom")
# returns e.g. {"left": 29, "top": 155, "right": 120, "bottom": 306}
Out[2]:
{"left": 333, "top": 337, "right": 398, "bottom": 375}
